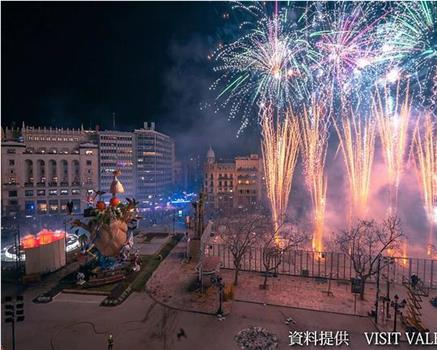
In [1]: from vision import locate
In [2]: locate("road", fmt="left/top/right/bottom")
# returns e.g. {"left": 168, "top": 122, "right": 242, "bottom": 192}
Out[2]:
{"left": 1, "top": 288, "right": 413, "bottom": 350}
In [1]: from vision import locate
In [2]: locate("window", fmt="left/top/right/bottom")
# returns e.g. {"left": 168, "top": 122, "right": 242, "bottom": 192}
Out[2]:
{"left": 9, "top": 160, "right": 15, "bottom": 166}
{"left": 25, "top": 190, "right": 34, "bottom": 197}
{"left": 72, "top": 189, "right": 80, "bottom": 195}
{"left": 7, "top": 149, "right": 16, "bottom": 154}
{"left": 49, "top": 200, "right": 59, "bottom": 213}
{"left": 37, "top": 200, "right": 47, "bottom": 214}
{"left": 60, "top": 189, "right": 68, "bottom": 195}
{"left": 25, "top": 201, "right": 35, "bottom": 215}
{"left": 37, "top": 190, "right": 46, "bottom": 196}
{"left": 85, "top": 150, "right": 93, "bottom": 155}
{"left": 49, "top": 189, "right": 58, "bottom": 196}
{"left": 8, "top": 190, "right": 17, "bottom": 197}
{"left": 86, "top": 160, "right": 92, "bottom": 166}
{"left": 9, "top": 200, "right": 18, "bottom": 205}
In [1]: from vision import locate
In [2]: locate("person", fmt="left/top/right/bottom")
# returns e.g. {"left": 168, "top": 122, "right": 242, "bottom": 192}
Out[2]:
{"left": 107, "top": 334, "right": 114, "bottom": 350}
{"left": 410, "top": 274, "right": 419, "bottom": 289}
{"left": 177, "top": 328, "right": 187, "bottom": 340}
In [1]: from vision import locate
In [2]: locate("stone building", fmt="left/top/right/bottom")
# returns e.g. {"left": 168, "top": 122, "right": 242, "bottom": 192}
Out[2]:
{"left": 203, "top": 146, "right": 264, "bottom": 211}
{"left": 1, "top": 125, "right": 98, "bottom": 216}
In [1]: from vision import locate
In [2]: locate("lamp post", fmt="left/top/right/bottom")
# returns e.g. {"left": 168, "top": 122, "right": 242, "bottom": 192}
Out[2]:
{"left": 375, "top": 255, "right": 381, "bottom": 324}
{"left": 214, "top": 275, "right": 225, "bottom": 316}
{"left": 391, "top": 294, "right": 406, "bottom": 332}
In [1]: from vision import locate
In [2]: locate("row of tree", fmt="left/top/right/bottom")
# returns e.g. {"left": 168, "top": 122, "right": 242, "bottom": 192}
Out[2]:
{"left": 216, "top": 214, "right": 404, "bottom": 299}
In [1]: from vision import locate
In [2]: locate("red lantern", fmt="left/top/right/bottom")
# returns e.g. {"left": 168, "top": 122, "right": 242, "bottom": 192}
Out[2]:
{"left": 110, "top": 197, "right": 121, "bottom": 207}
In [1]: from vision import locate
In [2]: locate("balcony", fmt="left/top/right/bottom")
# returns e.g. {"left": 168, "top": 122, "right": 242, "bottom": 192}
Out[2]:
{"left": 24, "top": 182, "right": 34, "bottom": 187}
{"left": 48, "top": 182, "right": 58, "bottom": 187}
{"left": 60, "top": 181, "right": 69, "bottom": 186}
{"left": 71, "top": 181, "right": 81, "bottom": 187}
{"left": 37, "top": 182, "right": 46, "bottom": 187}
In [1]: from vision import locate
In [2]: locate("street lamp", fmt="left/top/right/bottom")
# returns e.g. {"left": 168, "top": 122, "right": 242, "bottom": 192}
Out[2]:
{"left": 212, "top": 275, "right": 225, "bottom": 315}
{"left": 391, "top": 294, "right": 406, "bottom": 332}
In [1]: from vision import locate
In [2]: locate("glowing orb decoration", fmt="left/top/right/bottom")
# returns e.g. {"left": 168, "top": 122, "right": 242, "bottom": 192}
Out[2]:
{"left": 1, "top": 231, "right": 80, "bottom": 262}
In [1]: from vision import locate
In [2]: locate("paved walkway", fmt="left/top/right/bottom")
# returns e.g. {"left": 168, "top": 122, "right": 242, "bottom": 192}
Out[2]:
{"left": 147, "top": 242, "right": 230, "bottom": 315}
{"left": 147, "top": 241, "right": 376, "bottom": 317}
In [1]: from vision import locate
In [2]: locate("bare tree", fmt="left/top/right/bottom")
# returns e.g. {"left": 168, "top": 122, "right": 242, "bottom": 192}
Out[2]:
{"left": 335, "top": 216, "right": 405, "bottom": 300}
{"left": 216, "top": 214, "right": 264, "bottom": 285}
{"left": 258, "top": 223, "right": 308, "bottom": 289}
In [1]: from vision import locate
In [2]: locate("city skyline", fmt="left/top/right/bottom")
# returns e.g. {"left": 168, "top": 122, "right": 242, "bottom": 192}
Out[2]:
{"left": 2, "top": 2, "right": 261, "bottom": 159}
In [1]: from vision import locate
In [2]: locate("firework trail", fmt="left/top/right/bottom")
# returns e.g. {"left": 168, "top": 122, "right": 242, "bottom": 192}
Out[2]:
{"left": 372, "top": 82, "right": 412, "bottom": 212}
{"left": 261, "top": 106, "right": 300, "bottom": 236}
{"left": 298, "top": 101, "right": 329, "bottom": 252}
{"left": 334, "top": 112, "right": 376, "bottom": 221}
{"left": 413, "top": 113, "right": 436, "bottom": 255}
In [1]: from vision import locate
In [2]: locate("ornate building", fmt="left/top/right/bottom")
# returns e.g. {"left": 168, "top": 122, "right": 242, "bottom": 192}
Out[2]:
{"left": 1, "top": 125, "right": 98, "bottom": 216}
{"left": 203, "top": 146, "right": 264, "bottom": 211}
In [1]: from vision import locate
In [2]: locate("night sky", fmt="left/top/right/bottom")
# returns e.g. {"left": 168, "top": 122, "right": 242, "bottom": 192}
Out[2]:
{"left": 2, "top": 2, "right": 259, "bottom": 158}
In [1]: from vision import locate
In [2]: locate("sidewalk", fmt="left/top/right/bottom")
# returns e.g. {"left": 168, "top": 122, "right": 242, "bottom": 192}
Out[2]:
{"left": 146, "top": 240, "right": 378, "bottom": 317}
{"left": 226, "top": 269, "right": 375, "bottom": 316}
{"left": 147, "top": 240, "right": 437, "bottom": 331}
{"left": 146, "top": 241, "right": 231, "bottom": 315}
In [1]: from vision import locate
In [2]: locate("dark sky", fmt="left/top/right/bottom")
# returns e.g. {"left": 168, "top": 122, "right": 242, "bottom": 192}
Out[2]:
{"left": 2, "top": 1, "right": 259, "bottom": 158}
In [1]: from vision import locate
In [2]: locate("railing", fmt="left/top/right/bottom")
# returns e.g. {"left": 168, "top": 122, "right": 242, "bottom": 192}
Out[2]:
{"left": 206, "top": 244, "right": 437, "bottom": 289}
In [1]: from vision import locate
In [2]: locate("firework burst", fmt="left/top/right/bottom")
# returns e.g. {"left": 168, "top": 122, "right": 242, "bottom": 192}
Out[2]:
{"left": 211, "top": 2, "right": 317, "bottom": 132}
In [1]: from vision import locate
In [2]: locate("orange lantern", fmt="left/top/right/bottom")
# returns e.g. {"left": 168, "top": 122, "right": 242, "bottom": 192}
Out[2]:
{"left": 21, "top": 235, "right": 39, "bottom": 249}
{"left": 38, "top": 229, "right": 55, "bottom": 245}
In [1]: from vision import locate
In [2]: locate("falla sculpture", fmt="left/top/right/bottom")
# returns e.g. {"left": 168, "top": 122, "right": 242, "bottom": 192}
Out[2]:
{"left": 73, "top": 170, "right": 140, "bottom": 257}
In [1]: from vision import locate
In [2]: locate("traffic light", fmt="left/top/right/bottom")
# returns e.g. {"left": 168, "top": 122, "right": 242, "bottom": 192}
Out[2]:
{"left": 15, "top": 296, "right": 24, "bottom": 322}
{"left": 3, "top": 295, "right": 24, "bottom": 323}
{"left": 4, "top": 304, "right": 14, "bottom": 323}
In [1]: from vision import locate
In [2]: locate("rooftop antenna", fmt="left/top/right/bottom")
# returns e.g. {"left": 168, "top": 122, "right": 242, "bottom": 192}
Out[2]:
{"left": 112, "top": 112, "right": 116, "bottom": 130}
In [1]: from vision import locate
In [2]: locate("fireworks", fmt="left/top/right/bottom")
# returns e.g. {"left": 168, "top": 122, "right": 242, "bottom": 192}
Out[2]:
{"left": 298, "top": 101, "right": 329, "bottom": 252}
{"left": 211, "top": 2, "right": 317, "bottom": 131}
{"left": 211, "top": 1, "right": 436, "bottom": 256}
{"left": 334, "top": 113, "right": 376, "bottom": 220}
{"left": 372, "top": 82, "right": 412, "bottom": 211}
{"left": 412, "top": 113, "right": 437, "bottom": 253}
{"left": 261, "top": 107, "right": 300, "bottom": 236}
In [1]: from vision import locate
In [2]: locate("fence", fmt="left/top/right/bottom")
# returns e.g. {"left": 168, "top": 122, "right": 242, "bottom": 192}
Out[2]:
{"left": 206, "top": 244, "right": 437, "bottom": 289}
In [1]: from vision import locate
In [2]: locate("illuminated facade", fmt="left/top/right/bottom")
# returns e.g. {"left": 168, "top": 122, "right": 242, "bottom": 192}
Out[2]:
{"left": 1, "top": 125, "right": 98, "bottom": 216}
{"left": 98, "top": 130, "right": 134, "bottom": 201}
{"left": 134, "top": 122, "right": 175, "bottom": 207}
{"left": 203, "top": 147, "right": 264, "bottom": 210}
